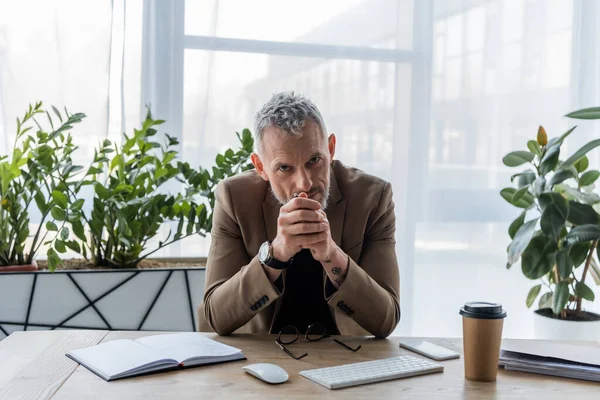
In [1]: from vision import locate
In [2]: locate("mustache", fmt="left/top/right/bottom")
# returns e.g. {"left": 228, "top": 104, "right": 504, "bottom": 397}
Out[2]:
{"left": 292, "top": 187, "right": 324, "bottom": 199}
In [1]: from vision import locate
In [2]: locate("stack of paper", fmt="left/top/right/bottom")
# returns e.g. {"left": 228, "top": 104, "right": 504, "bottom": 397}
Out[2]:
{"left": 499, "top": 340, "right": 600, "bottom": 382}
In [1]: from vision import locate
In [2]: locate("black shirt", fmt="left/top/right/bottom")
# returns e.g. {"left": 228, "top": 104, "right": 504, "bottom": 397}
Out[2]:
{"left": 271, "top": 249, "right": 339, "bottom": 335}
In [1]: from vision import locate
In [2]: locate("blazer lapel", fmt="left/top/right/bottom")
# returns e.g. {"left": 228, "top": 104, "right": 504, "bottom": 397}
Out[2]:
{"left": 263, "top": 189, "right": 280, "bottom": 243}
{"left": 326, "top": 165, "right": 345, "bottom": 249}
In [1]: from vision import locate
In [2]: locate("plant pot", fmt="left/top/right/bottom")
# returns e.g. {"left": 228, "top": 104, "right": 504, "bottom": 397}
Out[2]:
{"left": 0, "top": 260, "right": 39, "bottom": 273}
{"left": 0, "top": 261, "right": 205, "bottom": 340}
{"left": 533, "top": 308, "right": 600, "bottom": 341}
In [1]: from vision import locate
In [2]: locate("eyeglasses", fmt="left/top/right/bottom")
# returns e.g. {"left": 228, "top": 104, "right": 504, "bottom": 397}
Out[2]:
{"left": 275, "top": 322, "right": 362, "bottom": 360}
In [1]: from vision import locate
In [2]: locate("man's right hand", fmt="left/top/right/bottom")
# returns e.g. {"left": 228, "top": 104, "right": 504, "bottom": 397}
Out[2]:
{"left": 271, "top": 192, "right": 328, "bottom": 262}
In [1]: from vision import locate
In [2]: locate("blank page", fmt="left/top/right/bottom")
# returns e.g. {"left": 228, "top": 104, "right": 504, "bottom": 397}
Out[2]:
{"left": 68, "top": 339, "right": 175, "bottom": 380}
{"left": 135, "top": 333, "right": 243, "bottom": 364}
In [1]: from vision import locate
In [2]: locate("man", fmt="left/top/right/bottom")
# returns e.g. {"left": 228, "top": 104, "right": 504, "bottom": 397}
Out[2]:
{"left": 197, "top": 91, "right": 400, "bottom": 338}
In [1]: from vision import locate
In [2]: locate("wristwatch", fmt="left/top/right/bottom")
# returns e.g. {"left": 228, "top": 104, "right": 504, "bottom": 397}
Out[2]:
{"left": 258, "top": 241, "right": 293, "bottom": 270}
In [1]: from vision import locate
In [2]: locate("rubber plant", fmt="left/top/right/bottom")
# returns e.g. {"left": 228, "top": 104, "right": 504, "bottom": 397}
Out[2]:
{"left": 0, "top": 102, "right": 85, "bottom": 271}
{"left": 502, "top": 106, "right": 600, "bottom": 320}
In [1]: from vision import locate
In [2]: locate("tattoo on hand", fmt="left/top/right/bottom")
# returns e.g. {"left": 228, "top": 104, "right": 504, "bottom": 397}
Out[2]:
{"left": 332, "top": 267, "right": 342, "bottom": 275}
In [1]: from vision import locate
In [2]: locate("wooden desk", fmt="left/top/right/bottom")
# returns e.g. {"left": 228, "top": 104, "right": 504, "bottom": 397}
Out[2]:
{"left": 0, "top": 331, "right": 598, "bottom": 399}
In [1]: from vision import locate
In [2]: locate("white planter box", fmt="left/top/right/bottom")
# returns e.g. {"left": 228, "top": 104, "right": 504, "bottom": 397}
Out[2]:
{"left": 0, "top": 267, "right": 205, "bottom": 339}
{"left": 533, "top": 309, "right": 600, "bottom": 341}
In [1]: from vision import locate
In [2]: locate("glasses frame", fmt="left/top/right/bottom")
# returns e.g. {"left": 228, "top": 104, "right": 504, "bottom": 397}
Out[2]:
{"left": 275, "top": 323, "right": 361, "bottom": 360}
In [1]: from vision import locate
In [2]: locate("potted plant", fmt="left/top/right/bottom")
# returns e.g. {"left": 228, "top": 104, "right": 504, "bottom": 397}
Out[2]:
{"left": 0, "top": 102, "right": 85, "bottom": 272}
{"left": 502, "top": 106, "right": 600, "bottom": 340}
{"left": 0, "top": 105, "right": 254, "bottom": 338}
{"left": 54, "top": 110, "right": 254, "bottom": 270}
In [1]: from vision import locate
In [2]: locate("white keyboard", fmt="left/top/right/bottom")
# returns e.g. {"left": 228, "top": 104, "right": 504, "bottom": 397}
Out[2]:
{"left": 299, "top": 355, "right": 443, "bottom": 390}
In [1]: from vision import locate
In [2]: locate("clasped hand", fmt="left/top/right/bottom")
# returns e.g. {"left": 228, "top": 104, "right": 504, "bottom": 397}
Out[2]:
{"left": 271, "top": 192, "right": 334, "bottom": 263}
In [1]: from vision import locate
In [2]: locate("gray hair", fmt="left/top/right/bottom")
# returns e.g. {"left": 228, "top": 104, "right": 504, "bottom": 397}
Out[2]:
{"left": 253, "top": 91, "right": 327, "bottom": 155}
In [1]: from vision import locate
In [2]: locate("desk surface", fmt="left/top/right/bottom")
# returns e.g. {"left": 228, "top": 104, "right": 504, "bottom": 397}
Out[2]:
{"left": 0, "top": 331, "right": 598, "bottom": 399}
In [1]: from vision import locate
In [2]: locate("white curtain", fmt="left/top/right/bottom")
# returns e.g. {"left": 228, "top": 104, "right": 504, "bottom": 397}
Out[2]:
{"left": 1, "top": 0, "right": 599, "bottom": 337}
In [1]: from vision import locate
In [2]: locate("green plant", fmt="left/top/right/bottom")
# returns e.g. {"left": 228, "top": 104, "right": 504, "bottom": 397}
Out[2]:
{"left": 62, "top": 110, "right": 254, "bottom": 269}
{"left": 0, "top": 102, "right": 85, "bottom": 269}
{"left": 186, "top": 128, "right": 254, "bottom": 231}
{"left": 502, "top": 107, "right": 600, "bottom": 319}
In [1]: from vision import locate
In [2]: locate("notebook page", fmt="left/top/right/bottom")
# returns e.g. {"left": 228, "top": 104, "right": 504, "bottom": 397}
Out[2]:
{"left": 135, "top": 333, "right": 243, "bottom": 364}
{"left": 68, "top": 339, "right": 177, "bottom": 379}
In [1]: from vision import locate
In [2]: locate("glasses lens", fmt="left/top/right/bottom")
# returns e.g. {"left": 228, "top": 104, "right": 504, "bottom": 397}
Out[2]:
{"left": 278, "top": 325, "right": 299, "bottom": 344}
{"left": 306, "top": 322, "right": 326, "bottom": 341}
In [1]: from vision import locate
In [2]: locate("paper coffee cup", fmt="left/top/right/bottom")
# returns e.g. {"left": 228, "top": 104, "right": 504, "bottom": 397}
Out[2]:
{"left": 459, "top": 301, "right": 507, "bottom": 382}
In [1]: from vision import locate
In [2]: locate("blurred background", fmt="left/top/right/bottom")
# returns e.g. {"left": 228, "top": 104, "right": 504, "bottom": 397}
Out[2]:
{"left": 1, "top": 0, "right": 600, "bottom": 337}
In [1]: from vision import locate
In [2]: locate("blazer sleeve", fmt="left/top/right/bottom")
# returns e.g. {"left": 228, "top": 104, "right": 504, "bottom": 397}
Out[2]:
{"left": 200, "top": 181, "right": 283, "bottom": 335}
{"left": 326, "top": 181, "right": 401, "bottom": 338}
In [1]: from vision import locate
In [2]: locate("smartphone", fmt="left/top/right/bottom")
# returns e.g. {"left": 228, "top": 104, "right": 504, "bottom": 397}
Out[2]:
{"left": 399, "top": 339, "right": 460, "bottom": 361}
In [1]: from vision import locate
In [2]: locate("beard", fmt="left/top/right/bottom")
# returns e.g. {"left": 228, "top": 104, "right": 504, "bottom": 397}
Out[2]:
{"left": 271, "top": 183, "right": 330, "bottom": 210}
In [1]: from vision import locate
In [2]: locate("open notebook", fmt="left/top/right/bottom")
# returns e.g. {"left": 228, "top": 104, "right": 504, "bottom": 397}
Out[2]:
{"left": 66, "top": 333, "right": 246, "bottom": 381}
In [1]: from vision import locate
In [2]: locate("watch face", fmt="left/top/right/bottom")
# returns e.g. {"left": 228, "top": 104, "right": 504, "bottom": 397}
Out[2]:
{"left": 259, "top": 242, "right": 270, "bottom": 262}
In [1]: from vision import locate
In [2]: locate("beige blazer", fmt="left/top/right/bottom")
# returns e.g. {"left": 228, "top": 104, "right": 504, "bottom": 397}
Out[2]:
{"left": 197, "top": 160, "right": 400, "bottom": 338}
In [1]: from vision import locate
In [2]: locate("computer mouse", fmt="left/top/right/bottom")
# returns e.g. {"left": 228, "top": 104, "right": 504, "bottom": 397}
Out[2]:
{"left": 242, "top": 363, "right": 289, "bottom": 384}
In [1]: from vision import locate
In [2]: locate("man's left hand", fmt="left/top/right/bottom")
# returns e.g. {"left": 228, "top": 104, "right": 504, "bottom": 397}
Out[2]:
{"left": 306, "top": 209, "right": 349, "bottom": 289}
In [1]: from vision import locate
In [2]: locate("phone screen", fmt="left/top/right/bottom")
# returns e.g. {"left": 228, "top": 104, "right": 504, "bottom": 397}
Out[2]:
{"left": 399, "top": 339, "right": 460, "bottom": 360}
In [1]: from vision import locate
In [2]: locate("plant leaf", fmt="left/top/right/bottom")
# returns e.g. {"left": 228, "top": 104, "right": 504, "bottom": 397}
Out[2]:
{"left": 575, "top": 282, "right": 595, "bottom": 301}
{"left": 580, "top": 170, "right": 600, "bottom": 187}
{"left": 521, "top": 235, "right": 557, "bottom": 279}
{"left": 538, "top": 292, "right": 553, "bottom": 309}
{"left": 527, "top": 140, "right": 542, "bottom": 157}
{"left": 556, "top": 250, "right": 573, "bottom": 279}
{"left": 561, "top": 139, "right": 600, "bottom": 168}
{"left": 503, "top": 151, "right": 535, "bottom": 167}
{"left": 570, "top": 242, "right": 592, "bottom": 268}
{"left": 110, "top": 154, "right": 123, "bottom": 172}
{"left": 540, "top": 145, "right": 560, "bottom": 175}
{"left": 71, "top": 198, "right": 85, "bottom": 211}
{"left": 574, "top": 156, "right": 589, "bottom": 173}
{"left": 532, "top": 176, "right": 547, "bottom": 196}
{"left": 548, "top": 169, "right": 574, "bottom": 185}
{"left": 512, "top": 186, "right": 530, "bottom": 204}
{"left": 65, "top": 240, "right": 81, "bottom": 254}
{"left": 512, "top": 170, "right": 536, "bottom": 188}
{"left": 541, "top": 203, "right": 568, "bottom": 238}
{"left": 500, "top": 188, "right": 534, "bottom": 208}
{"left": 55, "top": 240, "right": 67, "bottom": 253}
{"left": 556, "top": 184, "right": 600, "bottom": 205}
{"left": 51, "top": 190, "right": 68, "bottom": 209}
{"left": 547, "top": 126, "right": 577, "bottom": 149}
{"left": 95, "top": 184, "right": 110, "bottom": 200}
{"left": 186, "top": 207, "right": 196, "bottom": 235}
{"left": 538, "top": 192, "right": 568, "bottom": 214}
{"left": 526, "top": 284, "right": 541, "bottom": 308}
{"left": 508, "top": 211, "right": 526, "bottom": 239}
{"left": 566, "top": 107, "right": 600, "bottom": 119}
{"left": 565, "top": 224, "right": 600, "bottom": 245}
{"left": 72, "top": 220, "right": 86, "bottom": 242}
{"left": 507, "top": 218, "right": 539, "bottom": 267}
{"left": 46, "top": 221, "right": 58, "bottom": 231}
{"left": 552, "top": 281, "right": 570, "bottom": 315}
{"left": 566, "top": 201, "right": 600, "bottom": 226}
{"left": 47, "top": 248, "right": 61, "bottom": 272}
{"left": 51, "top": 206, "right": 66, "bottom": 221}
